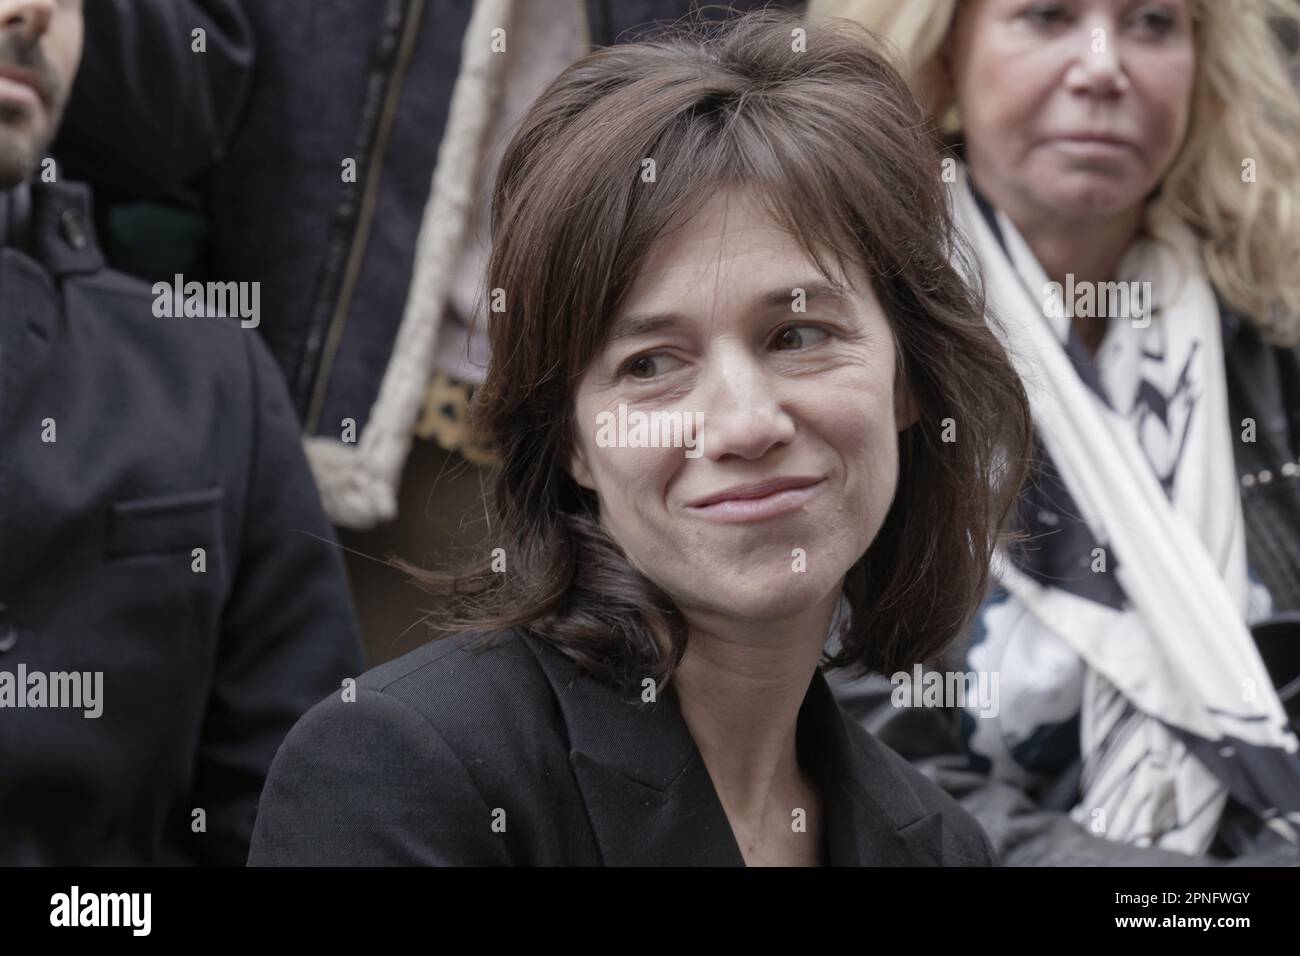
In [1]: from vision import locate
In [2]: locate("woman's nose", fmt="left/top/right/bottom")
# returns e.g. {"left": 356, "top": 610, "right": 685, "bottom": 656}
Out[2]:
{"left": 1064, "top": 21, "right": 1132, "bottom": 96}
{"left": 695, "top": 352, "right": 796, "bottom": 461}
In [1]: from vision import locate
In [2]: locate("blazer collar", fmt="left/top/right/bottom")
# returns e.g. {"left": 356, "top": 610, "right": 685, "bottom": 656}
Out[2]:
{"left": 522, "top": 632, "right": 945, "bottom": 866}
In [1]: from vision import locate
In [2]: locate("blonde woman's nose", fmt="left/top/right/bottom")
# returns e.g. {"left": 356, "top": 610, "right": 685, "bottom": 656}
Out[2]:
{"left": 1064, "top": 20, "right": 1132, "bottom": 96}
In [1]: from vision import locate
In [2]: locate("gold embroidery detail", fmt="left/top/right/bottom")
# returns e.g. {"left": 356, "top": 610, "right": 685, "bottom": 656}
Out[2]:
{"left": 414, "top": 371, "right": 499, "bottom": 467}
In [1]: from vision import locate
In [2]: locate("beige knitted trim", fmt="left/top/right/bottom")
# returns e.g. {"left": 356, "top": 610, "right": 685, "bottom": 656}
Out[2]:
{"left": 306, "top": 0, "right": 515, "bottom": 529}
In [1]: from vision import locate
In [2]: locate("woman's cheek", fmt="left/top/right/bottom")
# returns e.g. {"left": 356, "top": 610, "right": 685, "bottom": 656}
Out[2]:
{"left": 608, "top": 444, "right": 686, "bottom": 516}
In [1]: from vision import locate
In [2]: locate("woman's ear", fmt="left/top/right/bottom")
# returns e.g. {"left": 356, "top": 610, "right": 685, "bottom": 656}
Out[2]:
{"left": 924, "top": 26, "right": 959, "bottom": 124}
{"left": 894, "top": 372, "right": 920, "bottom": 432}
{"left": 569, "top": 444, "right": 596, "bottom": 491}
{"left": 938, "top": 27, "right": 956, "bottom": 81}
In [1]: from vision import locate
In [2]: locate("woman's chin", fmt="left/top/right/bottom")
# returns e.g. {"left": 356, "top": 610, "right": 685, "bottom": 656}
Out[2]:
{"left": 1036, "top": 177, "right": 1149, "bottom": 220}
{"left": 675, "top": 573, "right": 841, "bottom": 625}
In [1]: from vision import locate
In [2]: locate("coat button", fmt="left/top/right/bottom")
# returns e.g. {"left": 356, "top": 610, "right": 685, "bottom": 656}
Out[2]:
{"left": 0, "top": 603, "right": 16, "bottom": 654}
{"left": 1259, "top": 470, "right": 1274, "bottom": 484}
{"left": 59, "top": 207, "right": 88, "bottom": 251}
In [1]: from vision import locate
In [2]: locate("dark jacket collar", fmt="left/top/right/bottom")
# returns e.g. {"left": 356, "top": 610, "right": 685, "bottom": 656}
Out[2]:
{"left": 522, "top": 633, "right": 945, "bottom": 866}
{"left": 1, "top": 179, "right": 105, "bottom": 349}
{"left": 1, "top": 178, "right": 104, "bottom": 277}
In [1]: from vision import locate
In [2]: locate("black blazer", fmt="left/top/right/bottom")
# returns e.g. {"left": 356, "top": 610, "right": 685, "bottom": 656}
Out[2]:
{"left": 249, "top": 628, "right": 996, "bottom": 866}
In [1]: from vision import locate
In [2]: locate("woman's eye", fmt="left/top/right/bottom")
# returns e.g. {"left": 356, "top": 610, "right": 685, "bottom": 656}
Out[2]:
{"left": 1129, "top": 6, "right": 1176, "bottom": 37}
{"left": 772, "top": 325, "right": 831, "bottom": 351}
{"left": 1023, "top": 3, "right": 1071, "bottom": 27}
{"left": 618, "top": 353, "right": 679, "bottom": 380}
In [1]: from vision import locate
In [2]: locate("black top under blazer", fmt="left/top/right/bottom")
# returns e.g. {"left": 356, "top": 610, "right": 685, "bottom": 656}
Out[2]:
{"left": 248, "top": 628, "right": 996, "bottom": 866}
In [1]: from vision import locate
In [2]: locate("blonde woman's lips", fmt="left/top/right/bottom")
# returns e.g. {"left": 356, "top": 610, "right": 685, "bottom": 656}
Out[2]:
{"left": 1048, "top": 134, "right": 1137, "bottom": 158}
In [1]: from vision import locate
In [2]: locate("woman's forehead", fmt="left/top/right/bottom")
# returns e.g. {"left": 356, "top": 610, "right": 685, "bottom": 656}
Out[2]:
{"left": 617, "top": 188, "right": 860, "bottom": 316}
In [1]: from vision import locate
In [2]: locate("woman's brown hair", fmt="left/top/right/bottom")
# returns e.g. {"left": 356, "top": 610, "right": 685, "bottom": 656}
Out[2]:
{"left": 402, "top": 8, "right": 1032, "bottom": 690}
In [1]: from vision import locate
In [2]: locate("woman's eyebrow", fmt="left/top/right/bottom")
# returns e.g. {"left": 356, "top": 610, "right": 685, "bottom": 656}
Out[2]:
{"left": 758, "top": 280, "right": 853, "bottom": 311}
{"left": 606, "top": 313, "right": 681, "bottom": 344}
{"left": 609, "top": 280, "right": 853, "bottom": 343}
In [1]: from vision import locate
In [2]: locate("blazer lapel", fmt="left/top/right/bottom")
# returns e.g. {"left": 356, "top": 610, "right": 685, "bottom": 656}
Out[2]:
{"left": 526, "top": 636, "right": 744, "bottom": 865}
{"left": 837, "top": 776, "right": 947, "bottom": 865}
{"left": 798, "top": 670, "right": 947, "bottom": 866}
{"left": 567, "top": 752, "right": 746, "bottom": 866}
{"left": 525, "top": 632, "right": 945, "bottom": 866}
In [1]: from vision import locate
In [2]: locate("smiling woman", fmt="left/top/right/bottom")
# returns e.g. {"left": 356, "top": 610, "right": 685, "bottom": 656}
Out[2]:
{"left": 248, "top": 8, "right": 1033, "bottom": 867}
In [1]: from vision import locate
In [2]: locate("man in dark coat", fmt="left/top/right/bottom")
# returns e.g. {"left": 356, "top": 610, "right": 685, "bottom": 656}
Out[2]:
{"left": 0, "top": 0, "right": 363, "bottom": 864}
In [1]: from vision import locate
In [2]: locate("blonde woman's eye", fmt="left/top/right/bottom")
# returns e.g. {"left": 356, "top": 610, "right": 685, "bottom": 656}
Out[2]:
{"left": 1131, "top": 6, "right": 1176, "bottom": 37}
{"left": 773, "top": 325, "right": 830, "bottom": 351}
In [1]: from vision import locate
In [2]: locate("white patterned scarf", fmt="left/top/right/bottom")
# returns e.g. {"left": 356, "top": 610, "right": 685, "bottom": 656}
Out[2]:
{"left": 949, "top": 163, "right": 1300, "bottom": 855}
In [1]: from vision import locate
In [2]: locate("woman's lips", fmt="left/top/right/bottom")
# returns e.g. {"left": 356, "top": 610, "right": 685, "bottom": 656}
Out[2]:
{"left": 1048, "top": 135, "right": 1137, "bottom": 159}
{"left": 686, "top": 478, "right": 826, "bottom": 524}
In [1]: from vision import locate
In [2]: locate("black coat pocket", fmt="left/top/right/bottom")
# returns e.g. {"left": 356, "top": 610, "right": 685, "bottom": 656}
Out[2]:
{"left": 107, "top": 487, "right": 224, "bottom": 559}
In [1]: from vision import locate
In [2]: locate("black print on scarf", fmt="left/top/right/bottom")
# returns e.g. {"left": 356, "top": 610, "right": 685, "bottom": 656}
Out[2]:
{"left": 1133, "top": 335, "right": 1201, "bottom": 497}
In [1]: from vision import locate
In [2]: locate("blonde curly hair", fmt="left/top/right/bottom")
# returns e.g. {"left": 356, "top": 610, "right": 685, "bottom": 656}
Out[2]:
{"left": 811, "top": 0, "right": 1300, "bottom": 344}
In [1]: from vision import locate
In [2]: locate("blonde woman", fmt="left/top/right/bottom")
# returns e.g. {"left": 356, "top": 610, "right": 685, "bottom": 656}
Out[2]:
{"left": 815, "top": 0, "right": 1300, "bottom": 864}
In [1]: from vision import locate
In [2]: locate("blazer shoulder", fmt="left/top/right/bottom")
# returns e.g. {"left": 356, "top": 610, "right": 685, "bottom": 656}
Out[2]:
{"left": 357, "top": 629, "right": 555, "bottom": 722}
{"left": 845, "top": 715, "right": 997, "bottom": 865}
{"left": 250, "top": 674, "right": 509, "bottom": 864}
{"left": 250, "top": 629, "right": 577, "bottom": 864}
{"left": 353, "top": 629, "right": 573, "bottom": 780}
